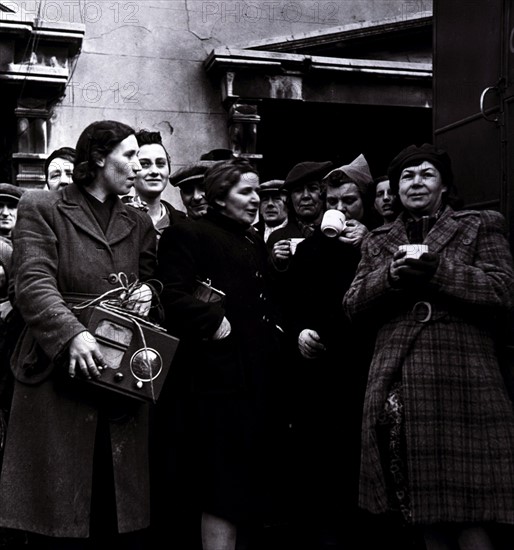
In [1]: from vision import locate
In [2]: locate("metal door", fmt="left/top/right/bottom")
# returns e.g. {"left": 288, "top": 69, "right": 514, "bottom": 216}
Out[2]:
{"left": 433, "top": 0, "right": 507, "bottom": 219}
{"left": 434, "top": 0, "right": 514, "bottom": 393}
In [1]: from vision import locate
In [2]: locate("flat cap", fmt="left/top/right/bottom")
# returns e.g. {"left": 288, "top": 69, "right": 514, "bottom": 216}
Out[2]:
{"left": 0, "top": 183, "right": 25, "bottom": 203}
{"left": 169, "top": 162, "right": 212, "bottom": 187}
{"left": 200, "top": 149, "right": 235, "bottom": 162}
{"left": 283, "top": 161, "right": 333, "bottom": 191}
{"left": 259, "top": 179, "right": 285, "bottom": 194}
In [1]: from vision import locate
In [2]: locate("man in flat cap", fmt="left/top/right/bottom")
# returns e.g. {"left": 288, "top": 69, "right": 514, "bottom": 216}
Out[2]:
{"left": 267, "top": 160, "right": 332, "bottom": 270}
{"left": 0, "top": 183, "right": 25, "bottom": 313}
{"left": 169, "top": 162, "right": 213, "bottom": 220}
{"left": 0, "top": 184, "right": 25, "bottom": 245}
{"left": 253, "top": 179, "right": 288, "bottom": 243}
{"left": 169, "top": 150, "right": 235, "bottom": 221}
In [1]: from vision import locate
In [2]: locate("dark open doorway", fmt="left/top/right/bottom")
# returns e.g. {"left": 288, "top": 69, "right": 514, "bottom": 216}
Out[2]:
{"left": 256, "top": 100, "right": 432, "bottom": 181}
{"left": 0, "top": 88, "right": 17, "bottom": 184}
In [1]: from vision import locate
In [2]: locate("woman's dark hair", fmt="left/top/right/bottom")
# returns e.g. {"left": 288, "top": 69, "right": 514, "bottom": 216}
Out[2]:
{"left": 372, "top": 175, "right": 401, "bottom": 221}
{"left": 44, "top": 147, "right": 76, "bottom": 179}
{"left": 73, "top": 120, "right": 135, "bottom": 187}
{"left": 204, "top": 158, "right": 258, "bottom": 207}
{"left": 135, "top": 129, "right": 172, "bottom": 172}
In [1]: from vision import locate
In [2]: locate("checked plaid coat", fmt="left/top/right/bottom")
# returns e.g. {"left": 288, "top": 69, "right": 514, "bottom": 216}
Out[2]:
{"left": 343, "top": 206, "right": 514, "bottom": 524}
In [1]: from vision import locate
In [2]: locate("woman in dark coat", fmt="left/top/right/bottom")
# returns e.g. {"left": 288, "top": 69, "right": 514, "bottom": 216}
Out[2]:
{"left": 156, "top": 159, "right": 284, "bottom": 550}
{"left": 283, "top": 154, "right": 376, "bottom": 549}
{"left": 343, "top": 143, "right": 514, "bottom": 549}
{"left": 0, "top": 120, "right": 157, "bottom": 548}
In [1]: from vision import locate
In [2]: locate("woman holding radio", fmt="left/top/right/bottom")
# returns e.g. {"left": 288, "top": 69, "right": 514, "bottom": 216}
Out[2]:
{"left": 0, "top": 120, "right": 156, "bottom": 549}
{"left": 343, "top": 143, "right": 514, "bottom": 549}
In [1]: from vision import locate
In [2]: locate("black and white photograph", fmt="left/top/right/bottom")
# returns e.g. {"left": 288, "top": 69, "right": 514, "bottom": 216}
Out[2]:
{"left": 0, "top": 1, "right": 512, "bottom": 549}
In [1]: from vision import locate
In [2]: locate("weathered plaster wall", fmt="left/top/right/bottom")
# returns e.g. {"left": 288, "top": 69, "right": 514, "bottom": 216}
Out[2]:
{"left": 3, "top": 0, "right": 432, "bottom": 206}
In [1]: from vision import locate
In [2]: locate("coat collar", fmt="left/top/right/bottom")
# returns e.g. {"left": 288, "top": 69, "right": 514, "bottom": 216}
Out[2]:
{"left": 421, "top": 206, "right": 460, "bottom": 253}
{"left": 57, "top": 184, "right": 137, "bottom": 247}
{"left": 371, "top": 206, "right": 459, "bottom": 255}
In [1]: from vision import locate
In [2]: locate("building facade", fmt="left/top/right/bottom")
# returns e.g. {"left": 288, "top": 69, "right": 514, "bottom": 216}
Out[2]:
{"left": 0, "top": 0, "right": 432, "bottom": 206}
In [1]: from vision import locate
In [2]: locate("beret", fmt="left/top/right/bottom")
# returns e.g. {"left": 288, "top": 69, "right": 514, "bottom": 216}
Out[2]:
{"left": 388, "top": 143, "right": 453, "bottom": 194}
{"left": 283, "top": 161, "right": 333, "bottom": 191}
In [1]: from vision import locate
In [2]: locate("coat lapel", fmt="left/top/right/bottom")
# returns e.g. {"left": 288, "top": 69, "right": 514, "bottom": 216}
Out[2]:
{"left": 57, "top": 185, "right": 137, "bottom": 249}
{"left": 424, "top": 207, "right": 460, "bottom": 253}
{"left": 370, "top": 217, "right": 409, "bottom": 257}
{"left": 105, "top": 199, "right": 137, "bottom": 247}
{"left": 57, "top": 185, "right": 108, "bottom": 246}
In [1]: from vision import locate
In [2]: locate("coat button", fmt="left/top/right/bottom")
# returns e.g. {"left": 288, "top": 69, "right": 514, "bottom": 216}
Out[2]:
{"left": 108, "top": 273, "right": 119, "bottom": 284}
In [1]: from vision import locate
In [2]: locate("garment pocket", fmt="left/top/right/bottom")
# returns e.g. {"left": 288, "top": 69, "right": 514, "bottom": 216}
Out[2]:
{"left": 191, "top": 334, "right": 245, "bottom": 394}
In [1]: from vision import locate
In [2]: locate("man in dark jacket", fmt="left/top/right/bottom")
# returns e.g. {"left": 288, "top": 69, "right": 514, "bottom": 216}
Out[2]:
{"left": 267, "top": 161, "right": 332, "bottom": 271}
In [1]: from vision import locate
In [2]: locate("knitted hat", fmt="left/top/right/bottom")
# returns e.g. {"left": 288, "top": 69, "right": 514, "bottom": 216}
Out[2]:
{"left": 323, "top": 154, "right": 373, "bottom": 187}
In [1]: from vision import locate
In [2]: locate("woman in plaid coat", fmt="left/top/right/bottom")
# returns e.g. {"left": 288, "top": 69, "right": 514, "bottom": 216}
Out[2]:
{"left": 343, "top": 144, "right": 514, "bottom": 548}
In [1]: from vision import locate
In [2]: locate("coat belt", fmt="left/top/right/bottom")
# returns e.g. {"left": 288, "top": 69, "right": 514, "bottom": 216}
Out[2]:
{"left": 411, "top": 301, "right": 449, "bottom": 323}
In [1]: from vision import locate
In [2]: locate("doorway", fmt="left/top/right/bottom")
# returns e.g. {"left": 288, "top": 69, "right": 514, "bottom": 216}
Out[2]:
{"left": 256, "top": 99, "right": 432, "bottom": 181}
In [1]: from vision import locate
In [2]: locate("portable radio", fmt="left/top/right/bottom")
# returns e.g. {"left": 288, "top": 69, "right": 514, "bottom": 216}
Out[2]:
{"left": 78, "top": 305, "right": 179, "bottom": 403}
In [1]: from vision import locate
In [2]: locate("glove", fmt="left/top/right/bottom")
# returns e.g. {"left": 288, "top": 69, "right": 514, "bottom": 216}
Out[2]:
{"left": 398, "top": 252, "right": 440, "bottom": 282}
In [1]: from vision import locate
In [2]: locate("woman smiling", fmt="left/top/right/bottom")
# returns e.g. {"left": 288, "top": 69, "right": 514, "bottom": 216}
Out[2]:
{"left": 155, "top": 159, "right": 284, "bottom": 550}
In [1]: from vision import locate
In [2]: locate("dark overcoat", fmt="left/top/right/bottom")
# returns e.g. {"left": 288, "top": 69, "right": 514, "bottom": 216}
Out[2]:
{"left": 156, "top": 210, "right": 284, "bottom": 523}
{"left": 343, "top": 207, "right": 514, "bottom": 524}
{"left": 284, "top": 229, "right": 371, "bottom": 518}
{"left": 0, "top": 184, "right": 157, "bottom": 537}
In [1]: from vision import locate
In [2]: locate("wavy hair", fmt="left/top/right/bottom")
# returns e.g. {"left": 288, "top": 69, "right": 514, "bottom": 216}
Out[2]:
{"left": 73, "top": 120, "right": 135, "bottom": 187}
{"left": 204, "top": 158, "right": 258, "bottom": 207}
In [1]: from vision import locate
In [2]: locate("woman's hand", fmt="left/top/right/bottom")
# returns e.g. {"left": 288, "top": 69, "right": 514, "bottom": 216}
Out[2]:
{"left": 298, "top": 329, "right": 326, "bottom": 359}
{"left": 212, "top": 316, "right": 232, "bottom": 340}
{"left": 390, "top": 250, "right": 440, "bottom": 284}
{"left": 68, "top": 331, "right": 105, "bottom": 380}
{"left": 124, "top": 283, "right": 153, "bottom": 317}
{"left": 338, "top": 220, "right": 368, "bottom": 247}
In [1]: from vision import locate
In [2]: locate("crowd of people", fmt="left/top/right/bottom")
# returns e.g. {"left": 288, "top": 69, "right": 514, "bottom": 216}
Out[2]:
{"left": 0, "top": 119, "right": 512, "bottom": 550}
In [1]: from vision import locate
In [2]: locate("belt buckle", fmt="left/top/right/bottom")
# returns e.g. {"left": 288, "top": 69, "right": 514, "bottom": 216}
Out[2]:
{"left": 413, "top": 301, "right": 432, "bottom": 323}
